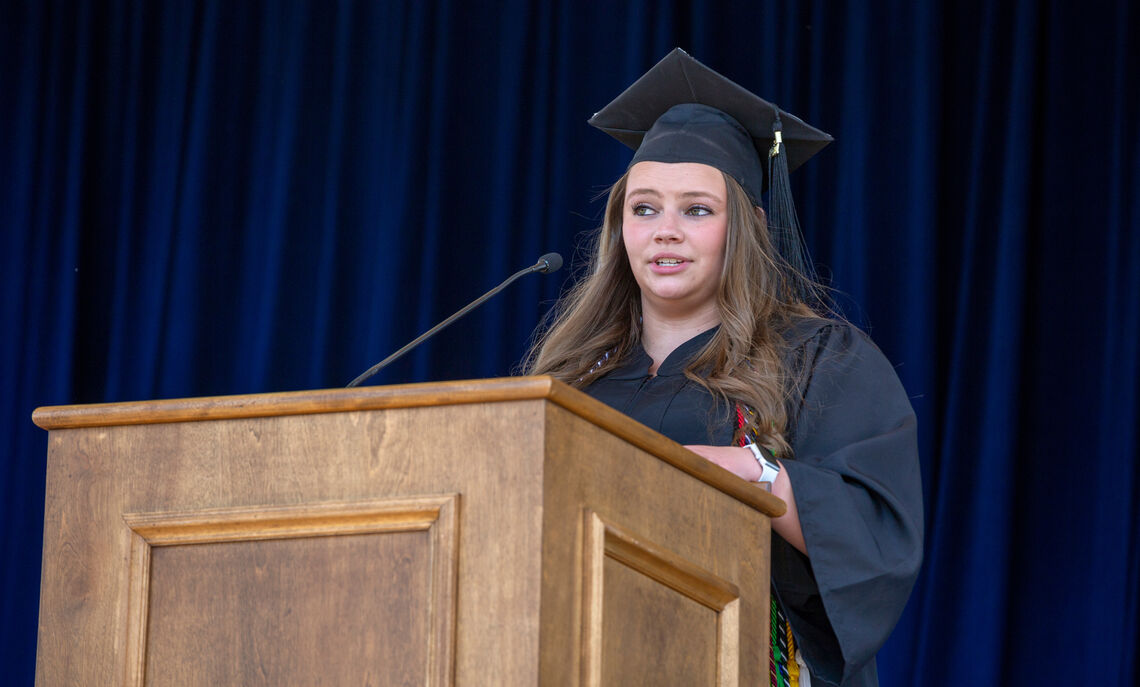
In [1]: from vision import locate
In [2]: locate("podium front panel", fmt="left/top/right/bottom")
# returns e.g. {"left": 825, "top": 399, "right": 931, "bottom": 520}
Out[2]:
{"left": 33, "top": 380, "right": 777, "bottom": 686}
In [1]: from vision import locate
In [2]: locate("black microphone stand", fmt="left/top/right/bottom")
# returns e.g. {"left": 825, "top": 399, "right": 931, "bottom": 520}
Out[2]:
{"left": 346, "top": 253, "right": 562, "bottom": 388}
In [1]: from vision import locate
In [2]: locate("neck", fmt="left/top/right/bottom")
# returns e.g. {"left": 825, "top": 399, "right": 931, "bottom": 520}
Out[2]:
{"left": 640, "top": 301, "right": 720, "bottom": 375}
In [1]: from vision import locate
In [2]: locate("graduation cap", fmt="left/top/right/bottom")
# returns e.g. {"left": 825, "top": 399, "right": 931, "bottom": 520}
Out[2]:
{"left": 589, "top": 48, "right": 832, "bottom": 296}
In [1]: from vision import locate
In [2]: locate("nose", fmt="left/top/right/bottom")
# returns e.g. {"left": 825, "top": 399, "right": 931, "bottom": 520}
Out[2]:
{"left": 652, "top": 213, "right": 682, "bottom": 242}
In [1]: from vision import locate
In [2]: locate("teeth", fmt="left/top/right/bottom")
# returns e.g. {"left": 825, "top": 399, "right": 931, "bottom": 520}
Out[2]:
{"left": 656, "top": 258, "right": 682, "bottom": 265}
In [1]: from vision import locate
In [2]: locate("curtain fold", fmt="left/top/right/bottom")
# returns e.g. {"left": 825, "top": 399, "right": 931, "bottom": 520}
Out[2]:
{"left": 3, "top": 2, "right": 1137, "bottom": 685}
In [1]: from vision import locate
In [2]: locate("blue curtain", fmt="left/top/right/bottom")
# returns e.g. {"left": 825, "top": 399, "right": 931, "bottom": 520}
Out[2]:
{"left": 3, "top": 1, "right": 1137, "bottom": 685}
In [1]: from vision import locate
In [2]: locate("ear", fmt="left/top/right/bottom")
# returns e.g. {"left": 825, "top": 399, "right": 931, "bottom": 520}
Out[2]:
{"left": 754, "top": 206, "right": 767, "bottom": 222}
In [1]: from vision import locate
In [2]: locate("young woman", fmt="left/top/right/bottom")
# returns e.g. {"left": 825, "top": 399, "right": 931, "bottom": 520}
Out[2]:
{"left": 524, "top": 50, "right": 922, "bottom": 687}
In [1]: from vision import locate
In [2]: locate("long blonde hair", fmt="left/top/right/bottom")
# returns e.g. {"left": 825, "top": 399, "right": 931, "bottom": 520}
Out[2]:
{"left": 523, "top": 170, "right": 821, "bottom": 456}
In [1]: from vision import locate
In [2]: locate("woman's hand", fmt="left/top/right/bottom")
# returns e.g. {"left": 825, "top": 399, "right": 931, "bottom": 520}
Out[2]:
{"left": 683, "top": 444, "right": 763, "bottom": 482}
{"left": 684, "top": 443, "right": 807, "bottom": 555}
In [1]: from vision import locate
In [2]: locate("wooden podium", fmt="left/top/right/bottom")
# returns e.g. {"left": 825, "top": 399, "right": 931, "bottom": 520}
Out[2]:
{"left": 33, "top": 377, "right": 784, "bottom": 686}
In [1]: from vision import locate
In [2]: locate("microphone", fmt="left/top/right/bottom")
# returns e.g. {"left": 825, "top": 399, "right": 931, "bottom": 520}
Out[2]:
{"left": 346, "top": 252, "right": 564, "bottom": 388}
{"left": 535, "top": 252, "right": 562, "bottom": 273}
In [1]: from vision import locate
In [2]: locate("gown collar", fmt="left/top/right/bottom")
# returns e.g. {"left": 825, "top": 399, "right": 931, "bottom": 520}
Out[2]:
{"left": 605, "top": 326, "right": 719, "bottom": 380}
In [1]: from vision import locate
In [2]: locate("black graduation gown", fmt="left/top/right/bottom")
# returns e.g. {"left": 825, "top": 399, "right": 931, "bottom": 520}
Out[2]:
{"left": 582, "top": 319, "right": 923, "bottom": 687}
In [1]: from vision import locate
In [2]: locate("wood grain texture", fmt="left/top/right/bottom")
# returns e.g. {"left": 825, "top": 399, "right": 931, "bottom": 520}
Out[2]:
{"left": 31, "top": 377, "right": 558, "bottom": 429}
{"left": 538, "top": 403, "right": 772, "bottom": 686}
{"left": 121, "top": 496, "right": 457, "bottom": 686}
{"left": 37, "top": 400, "right": 546, "bottom": 685}
{"left": 578, "top": 510, "right": 742, "bottom": 686}
{"left": 144, "top": 532, "right": 430, "bottom": 686}
{"left": 32, "top": 377, "right": 784, "bottom": 519}
{"left": 34, "top": 379, "right": 776, "bottom": 685}
{"left": 599, "top": 514, "right": 741, "bottom": 610}
{"left": 600, "top": 558, "right": 721, "bottom": 685}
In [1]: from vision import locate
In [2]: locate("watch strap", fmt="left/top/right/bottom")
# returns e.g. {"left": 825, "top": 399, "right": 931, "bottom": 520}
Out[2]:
{"left": 745, "top": 442, "right": 781, "bottom": 483}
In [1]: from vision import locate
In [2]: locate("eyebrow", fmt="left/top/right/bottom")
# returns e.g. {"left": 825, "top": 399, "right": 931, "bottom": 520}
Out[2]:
{"left": 626, "top": 188, "right": 725, "bottom": 203}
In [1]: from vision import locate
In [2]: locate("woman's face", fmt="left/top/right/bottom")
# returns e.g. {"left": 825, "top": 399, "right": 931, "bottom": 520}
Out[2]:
{"left": 622, "top": 161, "right": 729, "bottom": 319}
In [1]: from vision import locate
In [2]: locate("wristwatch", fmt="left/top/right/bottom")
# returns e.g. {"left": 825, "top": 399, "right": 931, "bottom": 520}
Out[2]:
{"left": 745, "top": 443, "right": 781, "bottom": 483}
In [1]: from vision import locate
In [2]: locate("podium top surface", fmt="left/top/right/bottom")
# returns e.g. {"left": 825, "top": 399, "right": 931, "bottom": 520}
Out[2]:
{"left": 32, "top": 376, "right": 784, "bottom": 517}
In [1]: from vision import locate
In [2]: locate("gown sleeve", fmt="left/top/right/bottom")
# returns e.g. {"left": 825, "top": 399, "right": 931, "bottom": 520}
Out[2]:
{"left": 773, "top": 321, "right": 923, "bottom": 686}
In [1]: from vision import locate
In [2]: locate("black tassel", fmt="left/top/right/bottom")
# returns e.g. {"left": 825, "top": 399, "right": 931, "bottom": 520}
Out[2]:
{"left": 767, "top": 112, "right": 818, "bottom": 303}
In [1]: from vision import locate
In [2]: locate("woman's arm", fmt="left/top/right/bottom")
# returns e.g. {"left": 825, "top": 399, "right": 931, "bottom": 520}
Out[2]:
{"left": 683, "top": 444, "right": 806, "bottom": 555}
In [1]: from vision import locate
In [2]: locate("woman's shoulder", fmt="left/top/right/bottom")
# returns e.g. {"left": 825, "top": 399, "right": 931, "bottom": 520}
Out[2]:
{"left": 780, "top": 315, "right": 866, "bottom": 351}
{"left": 779, "top": 315, "right": 916, "bottom": 454}
{"left": 778, "top": 315, "right": 900, "bottom": 382}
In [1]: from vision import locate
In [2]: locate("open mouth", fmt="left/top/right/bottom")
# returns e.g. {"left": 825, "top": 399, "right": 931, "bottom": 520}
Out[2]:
{"left": 655, "top": 258, "right": 684, "bottom": 266}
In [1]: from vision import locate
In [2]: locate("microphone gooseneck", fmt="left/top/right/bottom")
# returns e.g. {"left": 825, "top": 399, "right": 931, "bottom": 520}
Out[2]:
{"left": 346, "top": 252, "right": 563, "bottom": 388}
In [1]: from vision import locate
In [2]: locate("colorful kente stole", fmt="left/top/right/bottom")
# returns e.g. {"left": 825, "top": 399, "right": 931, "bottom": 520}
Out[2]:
{"left": 736, "top": 406, "right": 800, "bottom": 687}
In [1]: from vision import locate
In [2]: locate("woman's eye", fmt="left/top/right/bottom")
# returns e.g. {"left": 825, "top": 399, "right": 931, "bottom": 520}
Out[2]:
{"left": 632, "top": 204, "right": 656, "bottom": 216}
{"left": 686, "top": 205, "right": 712, "bottom": 216}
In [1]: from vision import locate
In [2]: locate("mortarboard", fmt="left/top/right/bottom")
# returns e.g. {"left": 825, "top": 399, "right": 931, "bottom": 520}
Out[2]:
{"left": 588, "top": 48, "right": 832, "bottom": 297}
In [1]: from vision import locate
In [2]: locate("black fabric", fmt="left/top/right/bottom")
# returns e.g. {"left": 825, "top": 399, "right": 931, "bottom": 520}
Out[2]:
{"left": 583, "top": 327, "right": 734, "bottom": 446}
{"left": 588, "top": 47, "right": 833, "bottom": 200}
{"left": 630, "top": 103, "right": 767, "bottom": 207}
{"left": 583, "top": 319, "right": 923, "bottom": 687}
{"left": 775, "top": 320, "right": 923, "bottom": 686}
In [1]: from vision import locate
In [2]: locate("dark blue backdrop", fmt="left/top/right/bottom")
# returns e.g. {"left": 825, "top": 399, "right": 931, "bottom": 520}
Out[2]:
{"left": 3, "top": 1, "right": 1138, "bottom": 685}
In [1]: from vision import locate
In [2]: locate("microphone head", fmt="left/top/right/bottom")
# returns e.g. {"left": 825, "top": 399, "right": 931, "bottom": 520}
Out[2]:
{"left": 536, "top": 252, "right": 563, "bottom": 274}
